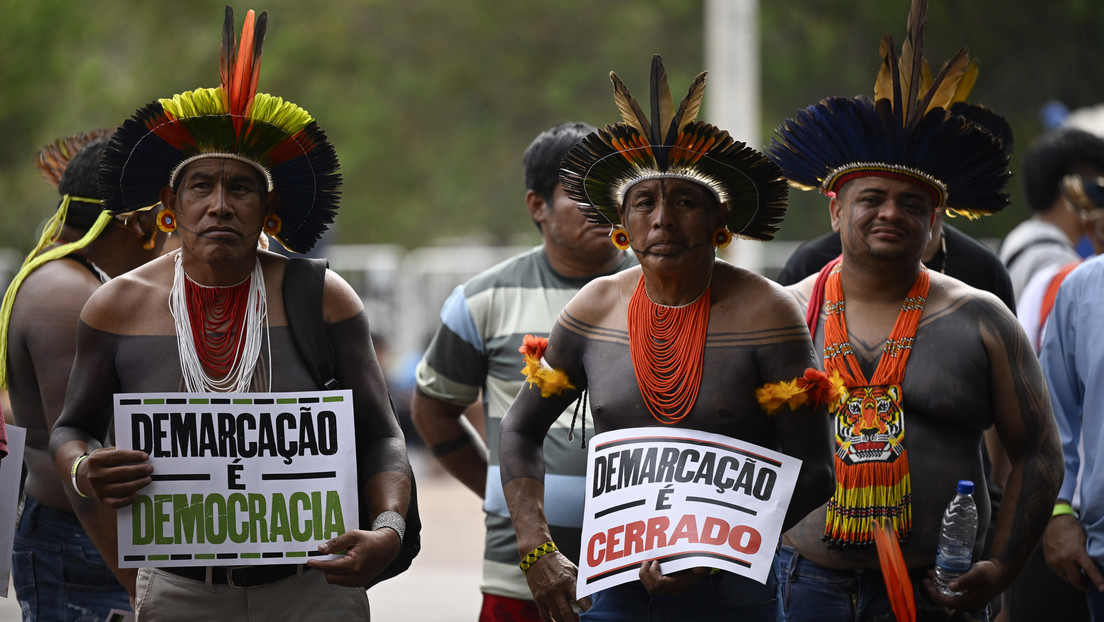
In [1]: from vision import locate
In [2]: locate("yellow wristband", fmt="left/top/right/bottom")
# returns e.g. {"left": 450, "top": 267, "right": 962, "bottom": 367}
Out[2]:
{"left": 519, "top": 541, "right": 558, "bottom": 574}
{"left": 1053, "top": 502, "right": 1077, "bottom": 518}
{"left": 70, "top": 453, "right": 90, "bottom": 498}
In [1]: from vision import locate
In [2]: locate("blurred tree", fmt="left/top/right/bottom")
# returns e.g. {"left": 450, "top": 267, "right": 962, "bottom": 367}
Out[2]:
{"left": 1, "top": 1, "right": 1101, "bottom": 253}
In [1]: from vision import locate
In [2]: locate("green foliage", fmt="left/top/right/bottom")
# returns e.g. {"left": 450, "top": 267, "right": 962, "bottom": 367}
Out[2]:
{"left": 1, "top": 1, "right": 1102, "bottom": 253}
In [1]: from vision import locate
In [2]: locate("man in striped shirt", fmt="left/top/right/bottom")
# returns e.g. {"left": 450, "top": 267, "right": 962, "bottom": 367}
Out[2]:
{"left": 413, "top": 122, "right": 635, "bottom": 621}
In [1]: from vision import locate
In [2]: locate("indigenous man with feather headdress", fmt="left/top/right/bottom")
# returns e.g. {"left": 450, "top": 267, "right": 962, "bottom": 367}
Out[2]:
{"left": 499, "top": 54, "right": 835, "bottom": 622}
{"left": 770, "top": 1, "right": 1062, "bottom": 620}
{"left": 48, "top": 7, "right": 414, "bottom": 620}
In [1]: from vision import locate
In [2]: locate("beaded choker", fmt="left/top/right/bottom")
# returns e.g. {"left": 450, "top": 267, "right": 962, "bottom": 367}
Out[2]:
{"left": 627, "top": 275, "right": 710, "bottom": 424}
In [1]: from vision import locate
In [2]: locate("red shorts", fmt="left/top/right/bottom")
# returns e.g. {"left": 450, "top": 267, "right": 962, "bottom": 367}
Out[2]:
{"left": 479, "top": 593, "right": 541, "bottom": 622}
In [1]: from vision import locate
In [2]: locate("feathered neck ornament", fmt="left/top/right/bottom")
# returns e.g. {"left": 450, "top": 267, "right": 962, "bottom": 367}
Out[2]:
{"left": 768, "top": 0, "right": 1012, "bottom": 218}
{"left": 561, "top": 54, "right": 788, "bottom": 241}
{"left": 99, "top": 6, "right": 341, "bottom": 253}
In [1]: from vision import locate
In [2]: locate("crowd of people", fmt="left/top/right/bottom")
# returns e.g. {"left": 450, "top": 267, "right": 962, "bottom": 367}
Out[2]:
{"left": 1, "top": 1, "right": 1103, "bottom": 621}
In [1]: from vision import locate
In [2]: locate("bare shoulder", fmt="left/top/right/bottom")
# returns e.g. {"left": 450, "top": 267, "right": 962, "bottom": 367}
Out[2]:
{"left": 320, "top": 263, "right": 365, "bottom": 324}
{"left": 562, "top": 265, "right": 641, "bottom": 325}
{"left": 81, "top": 254, "right": 175, "bottom": 333}
{"left": 15, "top": 258, "right": 103, "bottom": 317}
{"left": 711, "top": 261, "right": 806, "bottom": 329}
{"left": 926, "top": 271, "right": 1011, "bottom": 320}
{"left": 785, "top": 272, "right": 818, "bottom": 310}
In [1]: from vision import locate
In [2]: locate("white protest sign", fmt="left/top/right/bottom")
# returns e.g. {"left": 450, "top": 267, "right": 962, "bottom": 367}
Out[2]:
{"left": 114, "top": 391, "right": 357, "bottom": 568}
{"left": 576, "top": 427, "right": 801, "bottom": 598}
{"left": 0, "top": 425, "right": 26, "bottom": 597}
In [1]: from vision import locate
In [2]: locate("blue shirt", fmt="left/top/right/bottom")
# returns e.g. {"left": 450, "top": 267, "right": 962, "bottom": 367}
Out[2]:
{"left": 1040, "top": 253, "right": 1104, "bottom": 563}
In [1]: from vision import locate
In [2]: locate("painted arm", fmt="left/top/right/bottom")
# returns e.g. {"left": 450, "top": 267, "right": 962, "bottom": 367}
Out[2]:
{"left": 307, "top": 270, "right": 411, "bottom": 587}
{"left": 412, "top": 390, "right": 487, "bottom": 497}
{"left": 500, "top": 322, "right": 589, "bottom": 622}
{"left": 50, "top": 319, "right": 148, "bottom": 598}
{"left": 926, "top": 301, "right": 1063, "bottom": 610}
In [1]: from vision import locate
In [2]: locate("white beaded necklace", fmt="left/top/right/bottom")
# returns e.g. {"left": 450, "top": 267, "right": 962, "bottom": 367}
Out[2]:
{"left": 167, "top": 251, "right": 270, "bottom": 392}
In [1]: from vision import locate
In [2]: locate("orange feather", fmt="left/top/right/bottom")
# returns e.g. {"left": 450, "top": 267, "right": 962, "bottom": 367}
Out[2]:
{"left": 231, "top": 10, "right": 255, "bottom": 117}
{"left": 873, "top": 517, "right": 916, "bottom": 621}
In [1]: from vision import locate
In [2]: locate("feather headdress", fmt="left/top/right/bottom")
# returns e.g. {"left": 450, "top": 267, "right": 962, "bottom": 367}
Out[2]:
{"left": 768, "top": 0, "right": 1011, "bottom": 218}
{"left": 561, "top": 55, "right": 788, "bottom": 241}
{"left": 35, "top": 128, "right": 114, "bottom": 188}
{"left": 99, "top": 6, "right": 341, "bottom": 253}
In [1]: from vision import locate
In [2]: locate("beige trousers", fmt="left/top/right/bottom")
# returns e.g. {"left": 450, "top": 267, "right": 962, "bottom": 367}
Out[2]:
{"left": 134, "top": 566, "right": 371, "bottom": 621}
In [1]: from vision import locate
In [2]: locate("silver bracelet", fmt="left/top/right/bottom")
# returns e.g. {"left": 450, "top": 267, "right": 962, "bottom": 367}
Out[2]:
{"left": 371, "top": 510, "right": 406, "bottom": 545}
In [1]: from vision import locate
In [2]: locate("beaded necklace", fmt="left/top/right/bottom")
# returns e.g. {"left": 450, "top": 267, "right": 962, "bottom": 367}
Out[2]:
{"left": 821, "top": 262, "right": 929, "bottom": 546}
{"left": 168, "top": 251, "right": 269, "bottom": 392}
{"left": 627, "top": 275, "right": 710, "bottom": 424}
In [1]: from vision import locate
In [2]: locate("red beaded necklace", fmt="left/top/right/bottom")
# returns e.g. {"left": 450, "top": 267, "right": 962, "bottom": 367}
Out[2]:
{"left": 183, "top": 275, "right": 252, "bottom": 377}
{"left": 627, "top": 275, "right": 710, "bottom": 424}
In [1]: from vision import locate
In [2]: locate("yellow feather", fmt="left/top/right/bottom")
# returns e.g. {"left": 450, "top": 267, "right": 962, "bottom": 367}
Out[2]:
{"left": 610, "top": 71, "right": 650, "bottom": 140}
{"left": 874, "top": 35, "right": 896, "bottom": 103}
{"left": 672, "top": 71, "right": 707, "bottom": 137}
{"left": 923, "top": 49, "right": 971, "bottom": 114}
{"left": 950, "top": 58, "right": 980, "bottom": 104}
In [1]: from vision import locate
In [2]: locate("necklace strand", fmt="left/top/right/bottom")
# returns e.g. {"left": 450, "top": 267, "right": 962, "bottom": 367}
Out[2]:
{"left": 168, "top": 252, "right": 270, "bottom": 392}
{"left": 628, "top": 275, "right": 710, "bottom": 424}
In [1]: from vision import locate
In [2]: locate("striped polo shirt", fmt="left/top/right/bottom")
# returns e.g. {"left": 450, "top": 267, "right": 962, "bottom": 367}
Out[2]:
{"left": 415, "top": 245, "right": 634, "bottom": 601}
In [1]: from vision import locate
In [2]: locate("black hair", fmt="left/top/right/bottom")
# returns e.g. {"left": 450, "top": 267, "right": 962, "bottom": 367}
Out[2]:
{"left": 1022, "top": 127, "right": 1104, "bottom": 213}
{"left": 523, "top": 121, "right": 596, "bottom": 205}
{"left": 57, "top": 136, "right": 110, "bottom": 231}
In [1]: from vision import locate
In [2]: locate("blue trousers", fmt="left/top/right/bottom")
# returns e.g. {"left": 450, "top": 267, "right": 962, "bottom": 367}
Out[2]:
{"left": 780, "top": 545, "right": 988, "bottom": 622}
{"left": 581, "top": 557, "right": 783, "bottom": 622}
{"left": 12, "top": 495, "right": 131, "bottom": 622}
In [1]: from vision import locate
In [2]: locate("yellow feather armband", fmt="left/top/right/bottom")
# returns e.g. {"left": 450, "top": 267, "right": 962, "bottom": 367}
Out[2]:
{"left": 519, "top": 334, "right": 575, "bottom": 398}
{"left": 756, "top": 368, "right": 845, "bottom": 415}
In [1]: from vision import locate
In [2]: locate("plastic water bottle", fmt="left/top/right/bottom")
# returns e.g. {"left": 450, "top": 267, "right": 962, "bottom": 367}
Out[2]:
{"left": 934, "top": 480, "right": 978, "bottom": 597}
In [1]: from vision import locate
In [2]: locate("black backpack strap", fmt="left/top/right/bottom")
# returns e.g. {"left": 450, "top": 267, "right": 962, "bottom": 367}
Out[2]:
{"left": 282, "top": 256, "right": 421, "bottom": 586}
{"left": 283, "top": 257, "right": 339, "bottom": 390}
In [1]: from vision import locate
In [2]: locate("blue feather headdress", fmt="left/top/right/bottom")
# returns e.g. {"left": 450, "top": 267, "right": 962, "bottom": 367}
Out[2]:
{"left": 769, "top": 0, "right": 1011, "bottom": 218}
{"left": 561, "top": 55, "right": 788, "bottom": 241}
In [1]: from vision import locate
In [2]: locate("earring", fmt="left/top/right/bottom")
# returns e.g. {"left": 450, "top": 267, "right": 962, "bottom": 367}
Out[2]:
{"left": 712, "top": 227, "right": 732, "bottom": 248}
{"left": 610, "top": 226, "right": 630, "bottom": 251}
{"left": 157, "top": 208, "right": 176, "bottom": 233}
{"left": 263, "top": 214, "right": 282, "bottom": 236}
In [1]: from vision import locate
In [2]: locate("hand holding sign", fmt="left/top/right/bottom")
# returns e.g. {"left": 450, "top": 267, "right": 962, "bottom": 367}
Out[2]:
{"left": 307, "top": 527, "right": 400, "bottom": 587}
{"left": 638, "top": 560, "right": 711, "bottom": 595}
{"left": 80, "top": 448, "right": 153, "bottom": 508}
{"left": 522, "top": 547, "right": 590, "bottom": 622}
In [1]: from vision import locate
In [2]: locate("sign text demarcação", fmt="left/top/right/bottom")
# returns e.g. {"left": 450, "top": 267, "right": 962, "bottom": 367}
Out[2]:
{"left": 114, "top": 390, "right": 357, "bottom": 568}
{"left": 577, "top": 427, "right": 800, "bottom": 598}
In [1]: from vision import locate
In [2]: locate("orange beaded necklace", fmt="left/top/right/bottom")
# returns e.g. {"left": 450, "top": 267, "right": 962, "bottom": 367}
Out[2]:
{"left": 821, "top": 262, "right": 930, "bottom": 547}
{"left": 627, "top": 275, "right": 710, "bottom": 424}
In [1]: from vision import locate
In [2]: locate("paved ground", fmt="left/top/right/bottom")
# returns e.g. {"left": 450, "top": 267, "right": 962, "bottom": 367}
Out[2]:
{"left": 1, "top": 448, "right": 487, "bottom": 621}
